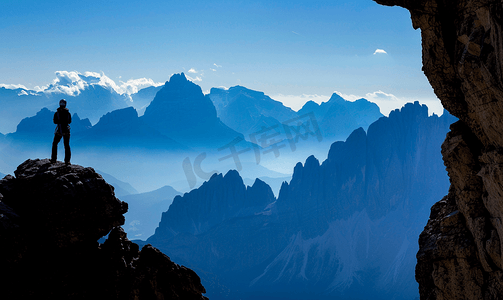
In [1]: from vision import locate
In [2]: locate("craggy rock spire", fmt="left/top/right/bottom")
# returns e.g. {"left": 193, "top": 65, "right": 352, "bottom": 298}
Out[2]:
{"left": 0, "top": 159, "right": 207, "bottom": 300}
{"left": 373, "top": 1, "right": 503, "bottom": 299}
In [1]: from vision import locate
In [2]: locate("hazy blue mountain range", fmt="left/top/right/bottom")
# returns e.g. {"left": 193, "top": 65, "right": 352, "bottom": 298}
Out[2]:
{"left": 6, "top": 108, "right": 91, "bottom": 146}
{"left": 207, "top": 86, "right": 298, "bottom": 137}
{"left": 208, "top": 86, "right": 383, "bottom": 144}
{"left": 0, "top": 86, "right": 53, "bottom": 133}
{"left": 146, "top": 102, "right": 456, "bottom": 300}
{"left": 0, "top": 74, "right": 132, "bottom": 133}
{"left": 73, "top": 107, "right": 188, "bottom": 151}
{"left": 130, "top": 85, "right": 163, "bottom": 116}
{"left": 1, "top": 72, "right": 431, "bottom": 195}
{"left": 97, "top": 170, "right": 139, "bottom": 197}
{"left": 297, "top": 93, "right": 383, "bottom": 141}
{"left": 207, "top": 86, "right": 384, "bottom": 170}
{"left": 0, "top": 75, "right": 282, "bottom": 192}
{"left": 122, "top": 185, "right": 182, "bottom": 240}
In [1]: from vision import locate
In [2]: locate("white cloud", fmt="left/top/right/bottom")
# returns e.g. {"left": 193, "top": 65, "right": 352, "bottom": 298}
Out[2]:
{"left": 271, "top": 94, "right": 331, "bottom": 111}
{"left": 188, "top": 68, "right": 198, "bottom": 74}
{"left": 186, "top": 75, "right": 202, "bottom": 82}
{"left": 334, "top": 91, "right": 361, "bottom": 102}
{"left": 214, "top": 63, "right": 222, "bottom": 68}
{"left": 43, "top": 71, "right": 163, "bottom": 96}
{"left": 117, "top": 78, "right": 163, "bottom": 95}
{"left": 373, "top": 49, "right": 387, "bottom": 55}
{"left": 365, "top": 90, "right": 400, "bottom": 101}
{"left": 210, "top": 68, "right": 217, "bottom": 72}
{"left": 0, "top": 83, "right": 28, "bottom": 90}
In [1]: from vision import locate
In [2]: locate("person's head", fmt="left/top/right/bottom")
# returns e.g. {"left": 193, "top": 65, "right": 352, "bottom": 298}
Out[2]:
{"left": 59, "top": 99, "right": 67, "bottom": 108}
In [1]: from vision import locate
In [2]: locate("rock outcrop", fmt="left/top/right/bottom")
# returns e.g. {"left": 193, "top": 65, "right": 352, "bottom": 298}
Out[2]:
{"left": 373, "top": 0, "right": 503, "bottom": 299}
{"left": 0, "top": 159, "right": 207, "bottom": 300}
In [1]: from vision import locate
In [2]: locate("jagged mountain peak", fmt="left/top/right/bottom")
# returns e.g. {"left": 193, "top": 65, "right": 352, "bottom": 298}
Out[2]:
{"left": 326, "top": 92, "right": 346, "bottom": 103}
{"left": 142, "top": 73, "right": 243, "bottom": 147}
{"left": 95, "top": 106, "right": 139, "bottom": 128}
{"left": 388, "top": 100, "right": 428, "bottom": 120}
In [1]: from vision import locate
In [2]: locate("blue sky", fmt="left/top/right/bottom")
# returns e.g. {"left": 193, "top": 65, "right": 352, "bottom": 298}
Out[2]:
{"left": 0, "top": 0, "right": 443, "bottom": 115}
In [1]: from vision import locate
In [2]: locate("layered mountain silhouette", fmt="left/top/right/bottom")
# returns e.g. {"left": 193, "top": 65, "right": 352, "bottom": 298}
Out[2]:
{"left": 0, "top": 86, "right": 53, "bottom": 133}
{"left": 142, "top": 73, "right": 244, "bottom": 149}
{"left": 122, "top": 185, "right": 182, "bottom": 239}
{"left": 146, "top": 102, "right": 456, "bottom": 300}
{"left": 208, "top": 87, "right": 383, "bottom": 145}
{"left": 149, "top": 170, "right": 275, "bottom": 243}
{"left": 207, "top": 86, "right": 298, "bottom": 137}
{"left": 74, "top": 107, "right": 188, "bottom": 151}
{"left": 297, "top": 93, "right": 383, "bottom": 141}
{"left": 130, "top": 85, "right": 163, "bottom": 115}
{"left": 0, "top": 73, "right": 133, "bottom": 133}
{"left": 6, "top": 107, "right": 91, "bottom": 146}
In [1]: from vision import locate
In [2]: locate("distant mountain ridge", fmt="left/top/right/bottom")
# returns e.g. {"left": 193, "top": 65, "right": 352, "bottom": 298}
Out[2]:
{"left": 122, "top": 185, "right": 182, "bottom": 240}
{"left": 297, "top": 92, "right": 383, "bottom": 141}
{"left": 146, "top": 102, "right": 456, "bottom": 300}
{"left": 208, "top": 86, "right": 384, "bottom": 145}
{"left": 208, "top": 86, "right": 298, "bottom": 137}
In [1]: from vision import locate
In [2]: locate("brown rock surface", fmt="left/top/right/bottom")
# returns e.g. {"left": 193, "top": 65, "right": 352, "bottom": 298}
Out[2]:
{"left": 0, "top": 159, "right": 207, "bottom": 300}
{"left": 373, "top": 0, "right": 503, "bottom": 299}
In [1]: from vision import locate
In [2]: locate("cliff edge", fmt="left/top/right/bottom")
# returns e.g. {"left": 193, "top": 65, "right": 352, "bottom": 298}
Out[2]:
{"left": 0, "top": 158, "right": 207, "bottom": 300}
{"left": 373, "top": 1, "right": 503, "bottom": 299}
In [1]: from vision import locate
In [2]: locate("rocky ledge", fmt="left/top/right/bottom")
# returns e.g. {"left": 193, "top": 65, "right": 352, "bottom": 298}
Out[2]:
{"left": 0, "top": 159, "right": 207, "bottom": 300}
{"left": 374, "top": 0, "right": 503, "bottom": 299}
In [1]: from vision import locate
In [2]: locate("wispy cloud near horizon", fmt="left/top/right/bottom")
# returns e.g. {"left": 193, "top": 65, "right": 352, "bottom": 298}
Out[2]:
{"left": 373, "top": 49, "right": 387, "bottom": 55}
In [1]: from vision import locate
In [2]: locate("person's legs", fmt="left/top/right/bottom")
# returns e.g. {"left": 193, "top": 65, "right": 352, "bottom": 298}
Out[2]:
{"left": 51, "top": 134, "right": 62, "bottom": 162}
{"left": 63, "top": 134, "right": 71, "bottom": 164}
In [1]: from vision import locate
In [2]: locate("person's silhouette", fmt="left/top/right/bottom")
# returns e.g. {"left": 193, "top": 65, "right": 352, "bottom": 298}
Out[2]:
{"left": 51, "top": 99, "right": 72, "bottom": 164}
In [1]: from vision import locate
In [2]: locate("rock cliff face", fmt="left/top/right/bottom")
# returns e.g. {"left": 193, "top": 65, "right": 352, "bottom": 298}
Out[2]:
{"left": 0, "top": 159, "right": 207, "bottom": 300}
{"left": 373, "top": 0, "right": 503, "bottom": 299}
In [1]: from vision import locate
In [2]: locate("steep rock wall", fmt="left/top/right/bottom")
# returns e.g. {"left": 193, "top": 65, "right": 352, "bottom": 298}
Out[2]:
{"left": 373, "top": 0, "right": 503, "bottom": 299}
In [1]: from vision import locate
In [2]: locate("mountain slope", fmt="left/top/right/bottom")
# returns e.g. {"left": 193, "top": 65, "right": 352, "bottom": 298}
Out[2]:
{"left": 298, "top": 93, "right": 383, "bottom": 142}
{"left": 208, "top": 86, "right": 298, "bottom": 137}
{"left": 73, "top": 106, "right": 188, "bottom": 151}
{"left": 147, "top": 101, "right": 456, "bottom": 299}
{"left": 142, "top": 73, "right": 244, "bottom": 149}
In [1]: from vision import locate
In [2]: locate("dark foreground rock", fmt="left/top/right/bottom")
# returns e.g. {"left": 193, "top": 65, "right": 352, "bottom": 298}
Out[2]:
{"left": 0, "top": 159, "right": 207, "bottom": 300}
{"left": 374, "top": 0, "right": 503, "bottom": 299}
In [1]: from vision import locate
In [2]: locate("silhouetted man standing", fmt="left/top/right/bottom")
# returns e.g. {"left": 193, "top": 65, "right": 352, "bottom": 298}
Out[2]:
{"left": 51, "top": 99, "right": 72, "bottom": 164}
